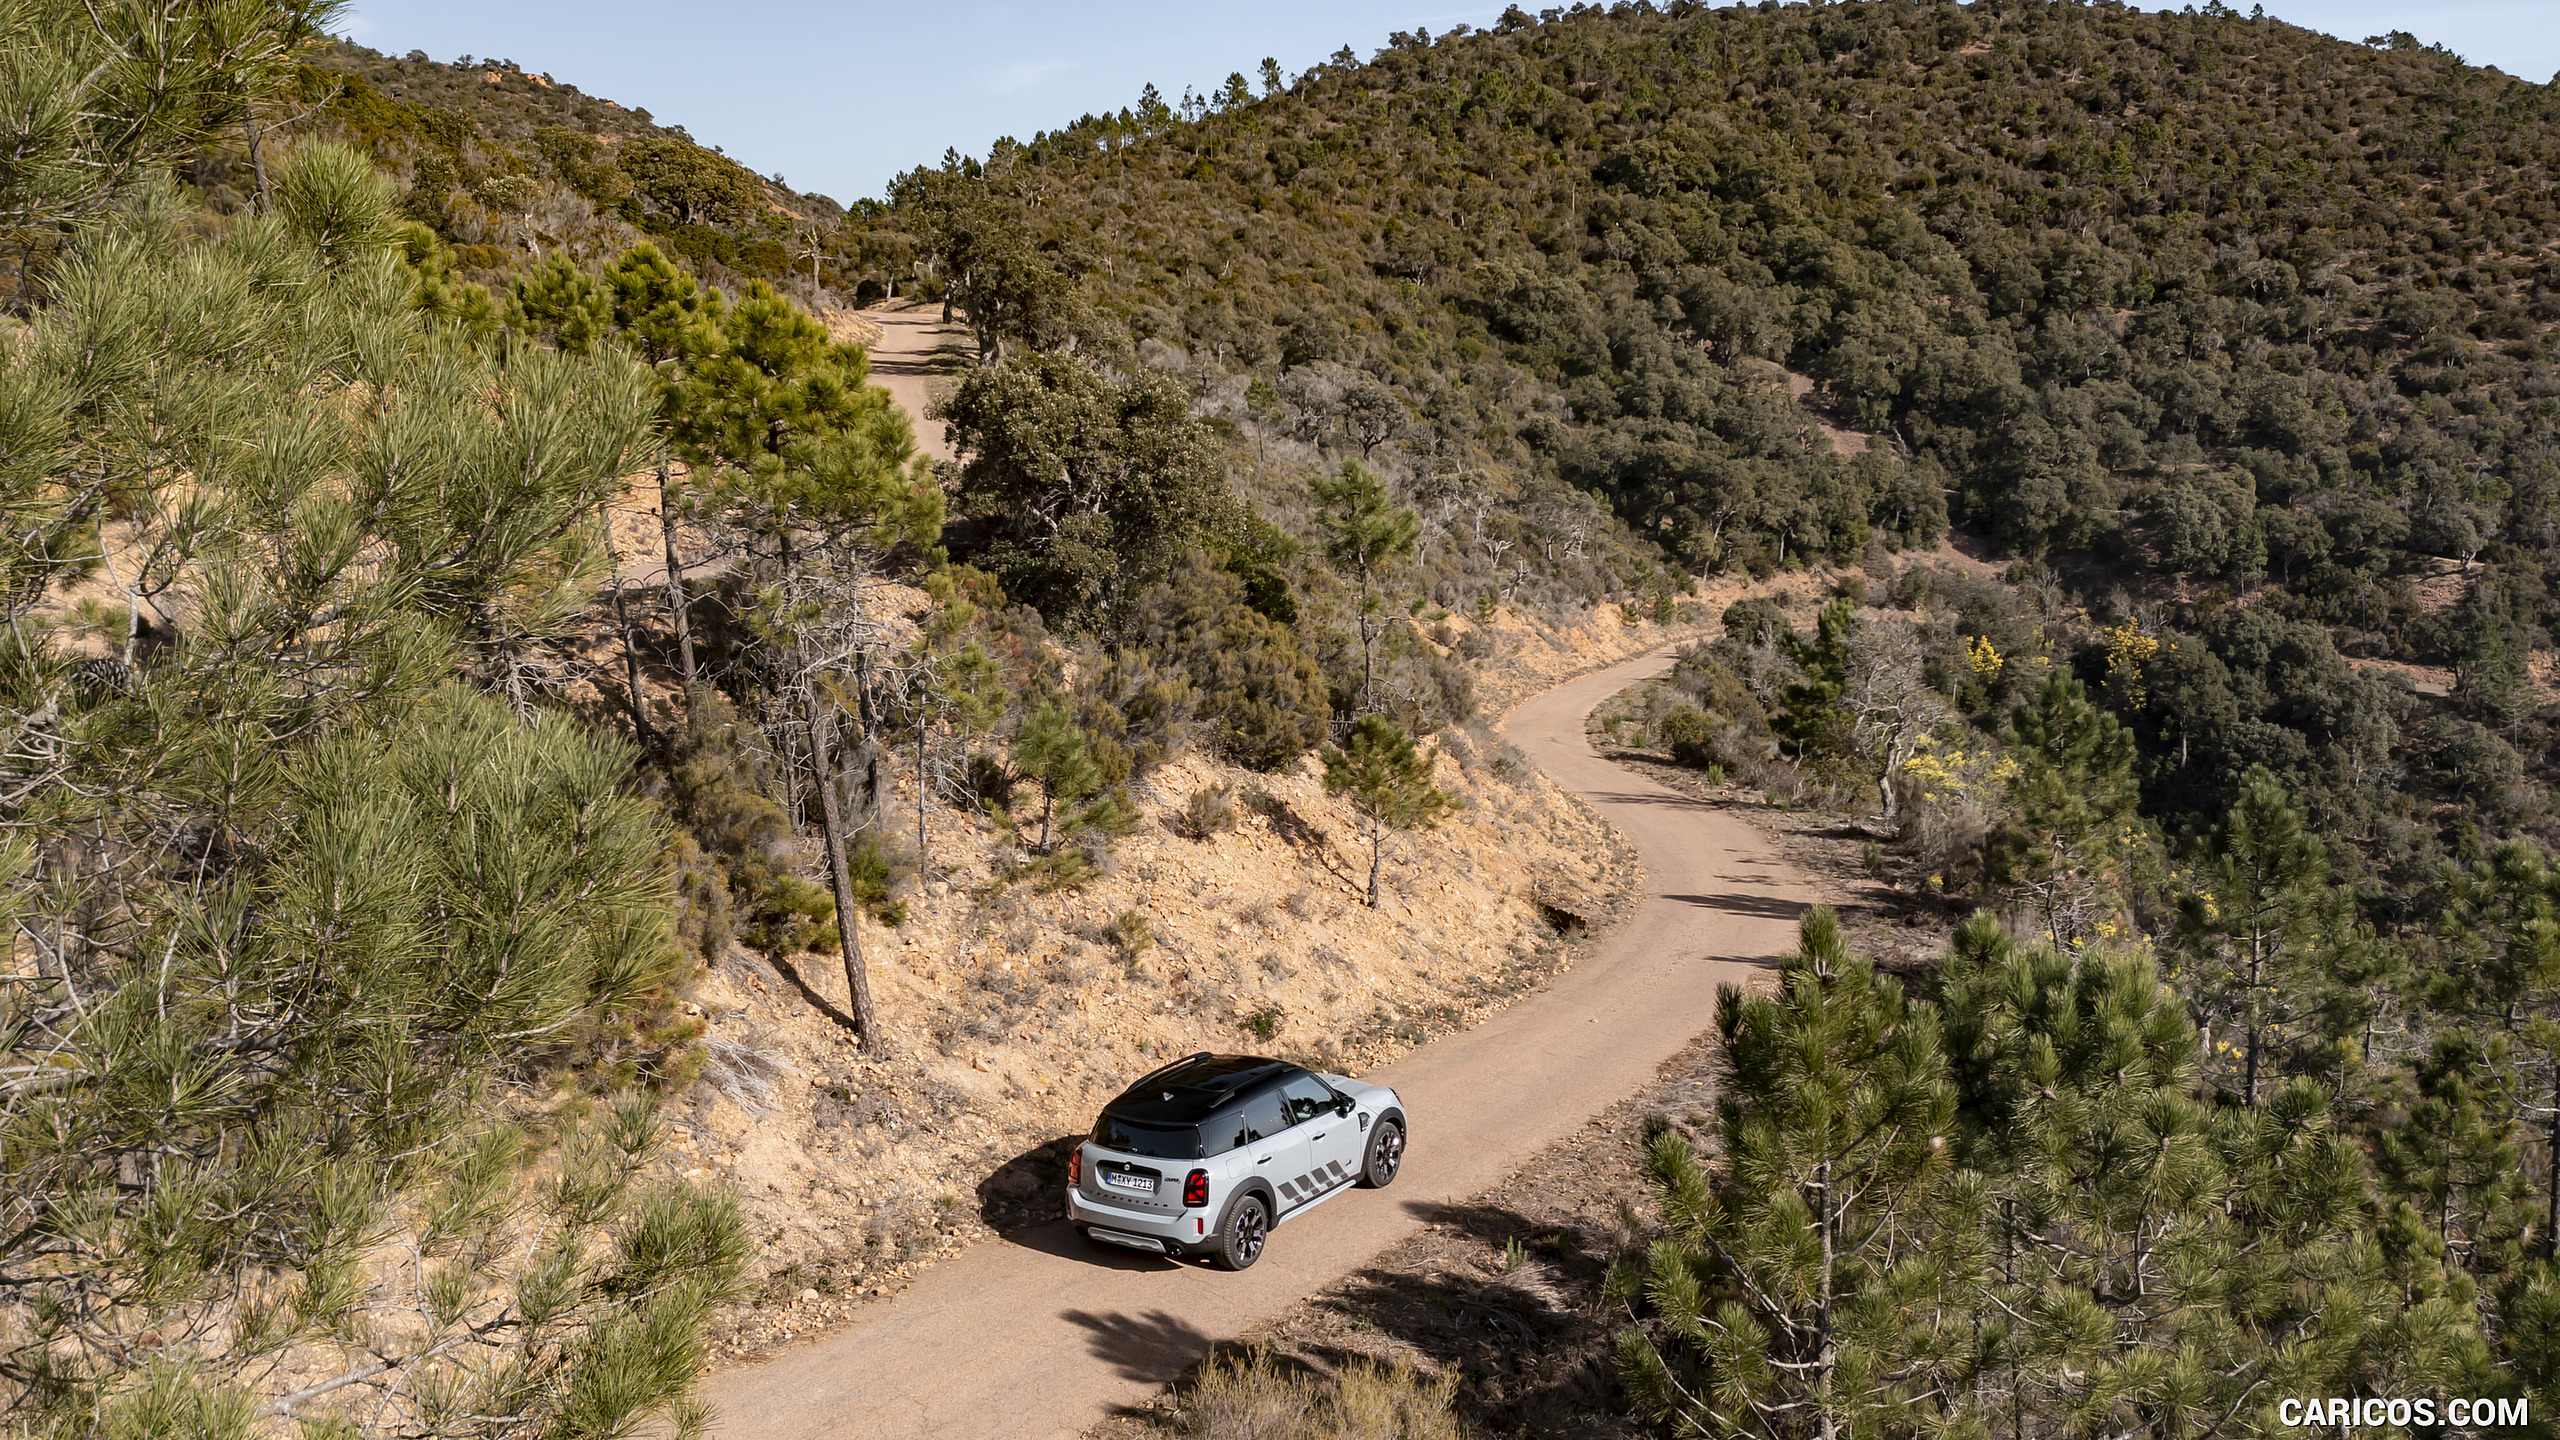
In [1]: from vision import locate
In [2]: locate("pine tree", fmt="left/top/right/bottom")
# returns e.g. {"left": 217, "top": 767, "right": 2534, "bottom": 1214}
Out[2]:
{"left": 395, "top": 220, "right": 503, "bottom": 343}
{"left": 0, "top": 147, "right": 743, "bottom": 1433}
{"left": 672, "top": 277, "right": 942, "bottom": 1049}
{"left": 2376, "top": 1034, "right": 2534, "bottom": 1282}
{"left": 604, "top": 239, "right": 726, "bottom": 688}
{"left": 1987, "top": 673, "right": 2143, "bottom": 949}
{"left": 1308, "top": 460, "right": 1418, "bottom": 716}
{"left": 510, "top": 249, "right": 613, "bottom": 353}
{"left": 387, "top": 330, "right": 659, "bottom": 717}
{"left": 2431, "top": 842, "right": 2560, "bottom": 1261}
{"left": 1936, "top": 913, "right": 2486, "bottom": 1438}
{"left": 2170, "top": 765, "right": 2373, "bottom": 1105}
{"left": 674, "top": 279, "right": 938, "bottom": 550}
{"left": 1772, "top": 598, "right": 1857, "bottom": 770}
{"left": 1937, "top": 914, "right": 2229, "bottom": 1436}
{"left": 0, "top": 0, "right": 323, "bottom": 257}
{"left": 1614, "top": 909, "right": 1978, "bottom": 1440}
{"left": 1013, "top": 701, "right": 1100, "bottom": 853}
{"left": 2214, "top": 1078, "right": 2494, "bottom": 1423}
{"left": 1320, "top": 714, "right": 1455, "bottom": 908}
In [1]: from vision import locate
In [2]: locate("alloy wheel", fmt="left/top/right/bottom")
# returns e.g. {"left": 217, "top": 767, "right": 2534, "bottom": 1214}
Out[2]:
{"left": 1234, "top": 1200, "right": 1266, "bottom": 1265}
{"left": 1375, "top": 1123, "right": 1404, "bottom": 1181}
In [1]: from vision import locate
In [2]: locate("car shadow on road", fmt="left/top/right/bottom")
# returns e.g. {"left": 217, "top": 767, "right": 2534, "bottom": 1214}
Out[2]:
{"left": 973, "top": 1133, "right": 1083, "bottom": 1231}
{"left": 975, "top": 1134, "right": 1224, "bottom": 1273}
{"left": 1003, "top": 1216, "right": 1193, "bottom": 1269}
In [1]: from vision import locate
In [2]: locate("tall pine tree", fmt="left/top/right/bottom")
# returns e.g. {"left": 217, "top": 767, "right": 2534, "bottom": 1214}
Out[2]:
{"left": 1615, "top": 909, "right": 1980, "bottom": 1440}
{"left": 2170, "top": 765, "right": 2379, "bottom": 1106}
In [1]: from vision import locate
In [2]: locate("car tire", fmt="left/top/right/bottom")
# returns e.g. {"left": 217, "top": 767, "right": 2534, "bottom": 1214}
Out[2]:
{"left": 1359, "top": 1115, "right": 1406, "bottom": 1188}
{"left": 1211, "top": 1193, "right": 1270, "bottom": 1271}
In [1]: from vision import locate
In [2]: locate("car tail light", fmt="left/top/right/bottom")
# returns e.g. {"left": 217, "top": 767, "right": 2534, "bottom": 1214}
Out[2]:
{"left": 1068, "top": 1148, "right": 1081, "bottom": 1186}
{"left": 1182, "top": 1169, "right": 1209, "bottom": 1207}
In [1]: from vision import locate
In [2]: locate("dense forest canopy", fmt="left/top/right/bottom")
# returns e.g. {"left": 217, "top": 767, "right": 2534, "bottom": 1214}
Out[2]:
{"left": 844, "top": 0, "right": 2560, "bottom": 904}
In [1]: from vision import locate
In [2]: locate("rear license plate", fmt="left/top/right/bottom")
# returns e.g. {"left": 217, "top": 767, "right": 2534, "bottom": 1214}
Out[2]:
{"left": 1102, "top": 1171, "right": 1155, "bottom": 1195}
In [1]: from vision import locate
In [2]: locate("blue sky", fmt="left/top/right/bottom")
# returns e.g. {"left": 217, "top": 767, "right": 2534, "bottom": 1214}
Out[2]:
{"left": 338, "top": 1, "right": 2560, "bottom": 206}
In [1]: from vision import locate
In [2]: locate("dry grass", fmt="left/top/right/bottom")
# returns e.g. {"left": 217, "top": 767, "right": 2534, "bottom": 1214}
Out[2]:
{"left": 1183, "top": 1350, "right": 1459, "bottom": 1440}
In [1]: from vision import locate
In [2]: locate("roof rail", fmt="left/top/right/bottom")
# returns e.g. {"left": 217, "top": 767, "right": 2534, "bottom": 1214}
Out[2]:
{"left": 1126, "top": 1050, "right": 1215, "bottom": 1089}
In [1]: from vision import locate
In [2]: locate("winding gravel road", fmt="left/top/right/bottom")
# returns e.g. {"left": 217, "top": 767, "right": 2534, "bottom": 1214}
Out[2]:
{"left": 699, "top": 648, "right": 1817, "bottom": 1438}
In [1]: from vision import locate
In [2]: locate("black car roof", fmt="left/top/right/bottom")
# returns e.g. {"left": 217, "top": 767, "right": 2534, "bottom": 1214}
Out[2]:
{"left": 1102, "top": 1054, "right": 1296, "bottom": 1126}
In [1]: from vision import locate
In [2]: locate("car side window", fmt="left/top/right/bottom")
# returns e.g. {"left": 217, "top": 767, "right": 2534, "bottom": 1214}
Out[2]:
{"left": 1240, "top": 1088, "right": 1288, "bottom": 1142}
{"left": 1278, "top": 1074, "right": 1338, "bottom": 1126}
{"left": 1205, "top": 1107, "right": 1249, "bottom": 1157}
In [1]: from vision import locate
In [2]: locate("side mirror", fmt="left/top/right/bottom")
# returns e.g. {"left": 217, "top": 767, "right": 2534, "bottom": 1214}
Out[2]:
{"left": 1336, "top": 1096, "right": 1356, "bottom": 1116}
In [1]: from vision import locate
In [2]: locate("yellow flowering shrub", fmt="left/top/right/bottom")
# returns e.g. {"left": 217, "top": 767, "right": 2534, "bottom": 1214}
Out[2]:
{"left": 1966, "top": 634, "right": 2003, "bottom": 678}
{"left": 1894, "top": 731, "right": 2018, "bottom": 874}
{"left": 2102, "top": 618, "right": 2163, "bottom": 710}
{"left": 1899, "top": 733, "right": 2019, "bottom": 805}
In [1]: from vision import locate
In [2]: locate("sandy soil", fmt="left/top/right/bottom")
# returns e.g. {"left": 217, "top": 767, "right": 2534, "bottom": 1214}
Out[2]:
{"left": 694, "top": 647, "right": 1821, "bottom": 1438}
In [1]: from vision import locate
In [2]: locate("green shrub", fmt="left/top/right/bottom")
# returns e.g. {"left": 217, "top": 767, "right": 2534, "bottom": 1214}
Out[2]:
{"left": 1177, "top": 782, "right": 1239, "bottom": 839}
{"left": 742, "top": 872, "right": 838, "bottom": 955}
{"left": 1076, "top": 646, "right": 1200, "bottom": 785}
{"left": 1112, "top": 909, "right": 1153, "bottom": 956}
{"left": 1720, "top": 596, "right": 1790, "bottom": 650}
{"left": 1131, "top": 558, "right": 1330, "bottom": 772}
{"left": 1657, "top": 704, "right": 1717, "bottom": 768}
{"left": 846, "top": 833, "right": 912, "bottom": 928}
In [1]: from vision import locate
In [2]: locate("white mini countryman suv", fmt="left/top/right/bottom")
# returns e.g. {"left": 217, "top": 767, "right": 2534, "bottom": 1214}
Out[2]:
{"left": 1066, "top": 1053, "right": 1406, "bottom": 1270}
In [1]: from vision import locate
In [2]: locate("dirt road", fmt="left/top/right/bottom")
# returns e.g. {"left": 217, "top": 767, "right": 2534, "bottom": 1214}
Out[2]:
{"left": 859, "top": 300, "right": 971, "bottom": 464}
{"left": 699, "top": 649, "right": 1816, "bottom": 1437}
{"left": 601, "top": 300, "right": 966, "bottom": 589}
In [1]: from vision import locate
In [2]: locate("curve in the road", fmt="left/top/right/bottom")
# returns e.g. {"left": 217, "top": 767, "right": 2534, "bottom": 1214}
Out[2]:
{"left": 700, "top": 648, "right": 1819, "bottom": 1438}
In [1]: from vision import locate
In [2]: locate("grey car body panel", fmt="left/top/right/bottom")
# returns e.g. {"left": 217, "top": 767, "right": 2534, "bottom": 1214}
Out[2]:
{"left": 1067, "top": 1058, "right": 1404, "bottom": 1256}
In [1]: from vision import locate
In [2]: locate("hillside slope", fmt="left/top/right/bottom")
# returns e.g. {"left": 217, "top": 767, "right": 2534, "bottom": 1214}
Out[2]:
{"left": 853, "top": 0, "right": 2560, "bottom": 909}
{"left": 697, "top": 643, "right": 1820, "bottom": 1439}
{"left": 284, "top": 41, "right": 841, "bottom": 286}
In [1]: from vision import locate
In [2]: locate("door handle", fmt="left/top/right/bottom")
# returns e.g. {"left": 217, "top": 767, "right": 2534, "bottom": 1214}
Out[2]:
{"left": 1256, "top": 1155, "right": 1272, "bottom": 1164}
{"left": 1310, "top": 1132, "right": 1327, "bottom": 1141}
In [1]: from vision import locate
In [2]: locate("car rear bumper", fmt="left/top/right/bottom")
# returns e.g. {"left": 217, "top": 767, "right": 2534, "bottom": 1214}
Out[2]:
{"left": 1068, "top": 1190, "right": 1212, "bottom": 1251}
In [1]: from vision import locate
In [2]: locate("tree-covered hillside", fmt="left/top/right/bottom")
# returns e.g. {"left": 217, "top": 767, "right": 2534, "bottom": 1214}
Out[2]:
{"left": 845, "top": 9, "right": 2560, "bottom": 1423}
{"left": 33, "top": 0, "right": 2560, "bottom": 1430}
{"left": 856, "top": 0, "right": 2560, "bottom": 891}
{"left": 287, "top": 42, "right": 841, "bottom": 286}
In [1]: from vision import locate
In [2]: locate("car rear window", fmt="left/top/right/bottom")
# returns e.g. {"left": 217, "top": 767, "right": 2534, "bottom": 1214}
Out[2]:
{"left": 1092, "top": 1112, "right": 1202, "bottom": 1160}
